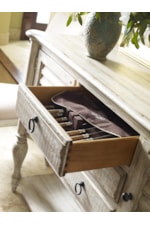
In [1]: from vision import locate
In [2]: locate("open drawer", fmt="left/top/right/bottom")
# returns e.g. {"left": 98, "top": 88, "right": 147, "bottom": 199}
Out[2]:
{"left": 16, "top": 84, "right": 139, "bottom": 176}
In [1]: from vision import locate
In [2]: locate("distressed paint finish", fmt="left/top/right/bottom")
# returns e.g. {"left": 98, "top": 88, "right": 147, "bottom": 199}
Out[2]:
{"left": 12, "top": 30, "right": 150, "bottom": 211}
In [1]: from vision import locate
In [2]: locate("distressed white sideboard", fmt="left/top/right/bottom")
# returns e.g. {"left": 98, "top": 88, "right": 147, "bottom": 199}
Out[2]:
{"left": 12, "top": 29, "right": 150, "bottom": 212}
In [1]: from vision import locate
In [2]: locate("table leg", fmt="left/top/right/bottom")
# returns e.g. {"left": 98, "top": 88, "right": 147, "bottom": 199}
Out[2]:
{"left": 12, "top": 120, "right": 28, "bottom": 192}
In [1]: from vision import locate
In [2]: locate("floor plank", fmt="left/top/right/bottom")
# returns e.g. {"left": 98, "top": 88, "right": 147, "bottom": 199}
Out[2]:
{"left": 18, "top": 174, "right": 83, "bottom": 212}
{"left": 0, "top": 62, "right": 17, "bottom": 83}
{"left": 0, "top": 49, "right": 21, "bottom": 83}
{"left": 0, "top": 41, "right": 30, "bottom": 83}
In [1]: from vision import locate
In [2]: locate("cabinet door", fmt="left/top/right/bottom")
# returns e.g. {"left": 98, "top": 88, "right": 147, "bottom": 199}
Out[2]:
{"left": 116, "top": 137, "right": 150, "bottom": 211}
{"left": 85, "top": 167, "right": 127, "bottom": 203}
{"left": 61, "top": 168, "right": 127, "bottom": 211}
{"left": 137, "top": 178, "right": 150, "bottom": 212}
{"left": 136, "top": 138, "right": 150, "bottom": 212}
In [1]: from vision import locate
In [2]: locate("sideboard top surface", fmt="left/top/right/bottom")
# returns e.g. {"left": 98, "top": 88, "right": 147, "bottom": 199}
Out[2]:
{"left": 27, "top": 30, "right": 150, "bottom": 139}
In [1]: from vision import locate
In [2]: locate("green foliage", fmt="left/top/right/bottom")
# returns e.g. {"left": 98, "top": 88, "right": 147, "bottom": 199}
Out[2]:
{"left": 120, "top": 12, "right": 150, "bottom": 49}
{"left": 66, "top": 12, "right": 110, "bottom": 26}
{"left": 66, "top": 12, "right": 150, "bottom": 49}
{"left": 66, "top": 12, "right": 89, "bottom": 26}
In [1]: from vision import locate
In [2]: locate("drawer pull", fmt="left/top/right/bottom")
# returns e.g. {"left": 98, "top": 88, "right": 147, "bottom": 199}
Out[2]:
{"left": 75, "top": 182, "right": 85, "bottom": 195}
{"left": 28, "top": 116, "right": 38, "bottom": 133}
{"left": 122, "top": 192, "right": 133, "bottom": 201}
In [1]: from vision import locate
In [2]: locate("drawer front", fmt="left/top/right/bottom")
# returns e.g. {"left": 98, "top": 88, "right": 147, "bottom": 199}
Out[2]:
{"left": 85, "top": 167, "right": 127, "bottom": 203}
{"left": 39, "top": 50, "right": 76, "bottom": 86}
{"left": 17, "top": 84, "right": 139, "bottom": 176}
{"left": 17, "top": 86, "right": 72, "bottom": 176}
{"left": 61, "top": 172, "right": 113, "bottom": 212}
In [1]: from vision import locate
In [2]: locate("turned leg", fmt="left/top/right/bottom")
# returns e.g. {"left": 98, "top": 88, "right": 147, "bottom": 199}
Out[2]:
{"left": 12, "top": 120, "right": 28, "bottom": 192}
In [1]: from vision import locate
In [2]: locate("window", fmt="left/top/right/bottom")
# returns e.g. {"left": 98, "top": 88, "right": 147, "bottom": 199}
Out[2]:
{"left": 36, "top": 12, "right": 50, "bottom": 24}
{"left": 120, "top": 12, "right": 150, "bottom": 69}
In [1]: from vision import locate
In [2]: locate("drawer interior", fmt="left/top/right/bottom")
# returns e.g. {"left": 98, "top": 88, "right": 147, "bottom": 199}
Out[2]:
{"left": 28, "top": 85, "right": 139, "bottom": 175}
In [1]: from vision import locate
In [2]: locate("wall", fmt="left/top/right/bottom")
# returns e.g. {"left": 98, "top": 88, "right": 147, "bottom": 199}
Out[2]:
{"left": 9, "top": 12, "right": 23, "bottom": 41}
{"left": 0, "top": 12, "right": 11, "bottom": 44}
{"left": 0, "top": 12, "right": 23, "bottom": 45}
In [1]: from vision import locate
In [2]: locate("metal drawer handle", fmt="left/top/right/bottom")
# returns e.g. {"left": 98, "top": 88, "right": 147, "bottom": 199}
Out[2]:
{"left": 122, "top": 192, "right": 133, "bottom": 202}
{"left": 28, "top": 116, "right": 38, "bottom": 133}
{"left": 75, "top": 182, "right": 85, "bottom": 195}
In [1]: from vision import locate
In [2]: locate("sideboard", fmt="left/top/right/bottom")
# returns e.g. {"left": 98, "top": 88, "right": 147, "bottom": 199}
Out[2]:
{"left": 12, "top": 29, "right": 150, "bottom": 211}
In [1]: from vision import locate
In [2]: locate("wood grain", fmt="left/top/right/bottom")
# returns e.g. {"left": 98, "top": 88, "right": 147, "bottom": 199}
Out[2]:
{"left": 18, "top": 173, "right": 83, "bottom": 212}
{"left": 0, "top": 49, "right": 22, "bottom": 83}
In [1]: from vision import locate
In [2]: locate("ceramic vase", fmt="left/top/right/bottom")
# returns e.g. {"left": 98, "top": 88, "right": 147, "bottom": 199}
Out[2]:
{"left": 83, "top": 12, "right": 122, "bottom": 61}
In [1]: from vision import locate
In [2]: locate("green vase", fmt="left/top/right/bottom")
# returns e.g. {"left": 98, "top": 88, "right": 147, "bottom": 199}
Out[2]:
{"left": 83, "top": 12, "right": 122, "bottom": 61}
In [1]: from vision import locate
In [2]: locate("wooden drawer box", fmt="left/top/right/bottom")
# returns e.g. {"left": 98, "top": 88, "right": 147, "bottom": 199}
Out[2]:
{"left": 16, "top": 84, "right": 139, "bottom": 176}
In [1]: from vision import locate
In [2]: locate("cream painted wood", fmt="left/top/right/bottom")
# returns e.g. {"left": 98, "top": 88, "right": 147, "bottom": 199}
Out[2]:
{"left": 137, "top": 170, "right": 150, "bottom": 212}
{"left": 61, "top": 172, "right": 112, "bottom": 211}
{"left": 25, "top": 36, "right": 40, "bottom": 85}
{"left": 12, "top": 120, "right": 28, "bottom": 192}
{"left": 135, "top": 139, "right": 150, "bottom": 212}
{"left": 16, "top": 85, "right": 72, "bottom": 176}
{"left": 11, "top": 29, "right": 150, "bottom": 211}
{"left": 138, "top": 195, "right": 150, "bottom": 212}
{"left": 85, "top": 167, "right": 127, "bottom": 203}
{"left": 26, "top": 30, "right": 150, "bottom": 140}
{"left": 37, "top": 50, "right": 76, "bottom": 86}
{"left": 116, "top": 137, "right": 150, "bottom": 211}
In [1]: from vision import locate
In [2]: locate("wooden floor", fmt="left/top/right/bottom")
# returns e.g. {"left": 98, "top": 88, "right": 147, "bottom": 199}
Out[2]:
{"left": 0, "top": 62, "right": 16, "bottom": 83}
{"left": 18, "top": 173, "right": 83, "bottom": 212}
{"left": 0, "top": 49, "right": 22, "bottom": 84}
{"left": 0, "top": 41, "right": 30, "bottom": 83}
